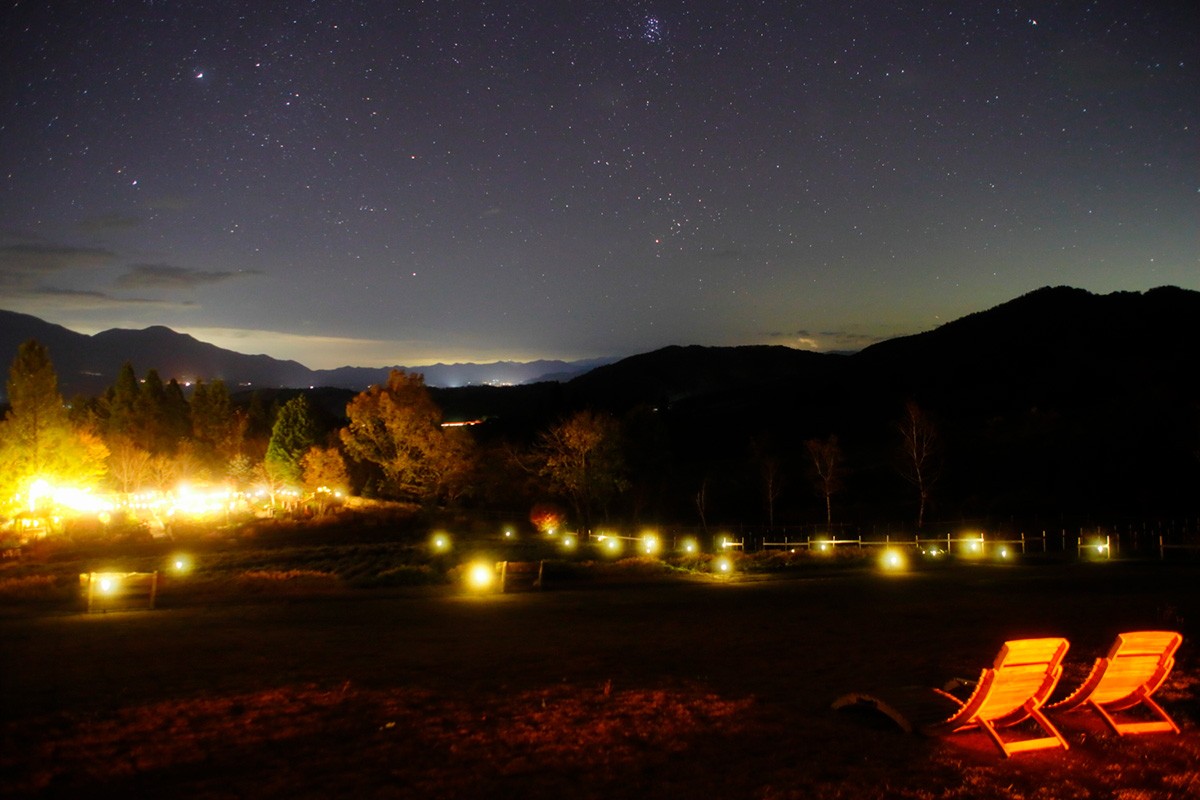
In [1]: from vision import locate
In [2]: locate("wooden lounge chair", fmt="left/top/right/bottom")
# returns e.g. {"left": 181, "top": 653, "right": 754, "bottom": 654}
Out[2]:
{"left": 833, "top": 637, "right": 1071, "bottom": 758}
{"left": 1047, "top": 630, "right": 1183, "bottom": 735}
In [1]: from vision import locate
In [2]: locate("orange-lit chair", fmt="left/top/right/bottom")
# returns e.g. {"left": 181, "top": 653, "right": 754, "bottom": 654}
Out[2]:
{"left": 834, "top": 637, "right": 1071, "bottom": 758}
{"left": 924, "top": 637, "right": 1071, "bottom": 757}
{"left": 1047, "top": 630, "right": 1183, "bottom": 735}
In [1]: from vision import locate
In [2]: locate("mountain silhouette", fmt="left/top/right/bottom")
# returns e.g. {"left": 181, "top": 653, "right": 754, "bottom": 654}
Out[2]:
{"left": 0, "top": 311, "right": 604, "bottom": 398}
{"left": 2, "top": 285, "right": 1198, "bottom": 522}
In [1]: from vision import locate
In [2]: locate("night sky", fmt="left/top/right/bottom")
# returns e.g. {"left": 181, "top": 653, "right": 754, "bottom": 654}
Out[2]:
{"left": 2, "top": 2, "right": 1196, "bottom": 369}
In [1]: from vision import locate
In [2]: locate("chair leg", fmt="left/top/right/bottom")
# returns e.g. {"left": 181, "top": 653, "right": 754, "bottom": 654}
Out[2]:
{"left": 976, "top": 712, "right": 1068, "bottom": 758}
{"left": 1090, "top": 697, "right": 1180, "bottom": 735}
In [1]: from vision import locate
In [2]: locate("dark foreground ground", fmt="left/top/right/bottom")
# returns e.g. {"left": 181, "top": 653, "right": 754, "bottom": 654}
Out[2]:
{"left": 3, "top": 562, "right": 1199, "bottom": 798}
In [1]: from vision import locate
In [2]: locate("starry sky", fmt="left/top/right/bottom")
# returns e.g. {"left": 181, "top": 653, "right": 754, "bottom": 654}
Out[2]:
{"left": 2, "top": 2, "right": 1196, "bottom": 369}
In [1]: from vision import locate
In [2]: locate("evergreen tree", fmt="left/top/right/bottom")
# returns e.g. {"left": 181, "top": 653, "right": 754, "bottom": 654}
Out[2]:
{"left": 162, "top": 378, "right": 191, "bottom": 448}
{"left": 106, "top": 361, "right": 140, "bottom": 441}
{"left": 0, "top": 340, "right": 107, "bottom": 501}
{"left": 265, "top": 395, "right": 318, "bottom": 484}
{"left": 133, "top": 368, "right": 169, "bottom": 453}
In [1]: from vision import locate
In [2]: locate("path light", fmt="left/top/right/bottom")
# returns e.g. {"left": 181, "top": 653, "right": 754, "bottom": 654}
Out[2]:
{"left": 879, "top": 548, "right": 907, "bottom": 572}
{"left": 560, "top": 533, "right": 577, "bottom": 551}
{"left": 170, "top": 554, "right": 192, "bottom": 574}
{"left": 97, "top": 574, "right": 119, "bottom": 594}
{"left": 714, "top": 555, "right": 733, "bottom": 575}
{"left": 679, "top": 537, "right": 698, "bottom": 555}
{"left": 465, "top": 562, "right": 495, "bottom": 591}
{"left": 430, "top": 532, "right": 451, "bottom": 553}
{"left": 603, "top": 536, "right": 622, "bottom": 556}
{"left": 640, "top": 533, "right": 660, "bottom": 555}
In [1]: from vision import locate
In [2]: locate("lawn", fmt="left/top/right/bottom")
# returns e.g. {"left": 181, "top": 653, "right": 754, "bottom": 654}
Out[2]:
{"left": 2, "top": 560, "right": 1198, "bottom": 798}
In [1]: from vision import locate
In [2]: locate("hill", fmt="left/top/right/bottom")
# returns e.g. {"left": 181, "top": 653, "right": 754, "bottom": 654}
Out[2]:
{"left": 0, "top": 311, "right": 605, "bottom": 398}
{"left": 3, "top": 286, "right": 1198, "bottom": 524}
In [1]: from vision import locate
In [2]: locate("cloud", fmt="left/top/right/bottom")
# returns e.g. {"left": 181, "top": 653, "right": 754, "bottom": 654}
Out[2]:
{"left": 76, "top": 214, "right": 143, "bottom": 234}
{"left": 762, "top": 328, "right": 889, "bottom": 352}
{"left": 0, "top": 243, "right": 118, "bottom": 281}
{"left": 114, "top": 264, "right": 262, "bottom": 290}
{"left": 181, "top": 326, "right": 550, "bottom": 370}
{"left": 13, "top": 285, "right": 193, "bottom": 311}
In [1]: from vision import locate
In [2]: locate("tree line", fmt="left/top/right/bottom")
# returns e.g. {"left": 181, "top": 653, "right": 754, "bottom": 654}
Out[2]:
{"left": 1, "top": 339, "right": 946, "bottom": 533}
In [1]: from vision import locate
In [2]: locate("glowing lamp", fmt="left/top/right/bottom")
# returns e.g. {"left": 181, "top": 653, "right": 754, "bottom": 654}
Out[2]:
{"left": 98, "top": 575, "right": 118, "bottom": 594}
{"left": 680, "top": 538, "right": 698, "bottom": 554}
{"left": 561, "top": 534, "right": 577, "bottom": 550}
{"left": 641, "top": 534, "right": 660, "bottom": 555}
{"left": 430, "top": 533, "right": 451, "bottom": 553}
{"left": 714, "top": 555, "right": 733, "bottom": 574}
{"left": 465, "top": 562, "right": 495, "bottom": 591}
{"left": 879, "top": 549, "right": 906, "bottom": 571}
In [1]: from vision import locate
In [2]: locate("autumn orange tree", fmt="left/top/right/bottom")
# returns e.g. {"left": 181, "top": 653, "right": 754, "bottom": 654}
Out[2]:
{"left": 340, "top": 371, "right": 474, "bottom": 505}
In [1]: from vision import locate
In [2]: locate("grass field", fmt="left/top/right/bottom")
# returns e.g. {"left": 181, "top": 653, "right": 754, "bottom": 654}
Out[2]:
{"left": 2, "top": 557, "right": 1198, "bottom": 798}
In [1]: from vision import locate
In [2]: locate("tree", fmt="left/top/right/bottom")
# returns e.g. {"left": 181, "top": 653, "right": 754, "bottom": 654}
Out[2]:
{"left": 536, "top": 410, "right": 626, "bottom": 532}
{"left": 898, "top": 401, "right": 940, "bottom": 530}
{"left": 132, "top": 368, "right": 170, "bottom": 453}
{"left": 751, "top": 435, "right": 785, "bottom": 529}
{"left": 265, "top": 395, "right": 317, "bottom": 485}
{"left": 0, "top": 340, "right": 108, "bottom": 502}
{"left": 161, "top": 378, "right": 191, "bottom": 450}
{"left": 105, "top": 362, "right": 140, "bottom": 442}
{"left": 805, "top": 435, "right": 843, "bottom": 531}
{"left": 190, "top": 379, "right": 240, "bottom": 463}
{"left": 107, "top": 436, "right": 153, "bottom": 495}
{"left": 340, "top": 371, "right": 474, "bottom": 504}
{"left": 302, "top": 445, "right": 350, "bottom": 515}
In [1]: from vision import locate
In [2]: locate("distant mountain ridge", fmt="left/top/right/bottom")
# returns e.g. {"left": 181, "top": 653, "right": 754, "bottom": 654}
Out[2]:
{"left": 0, "top": 310, "right": 611, "bottom": 398}
{"left": 2, "top": 286, "right": 1197, "bottom": 408}
{"left": 3, "top": 286, "right": 1199, "bottom": 519}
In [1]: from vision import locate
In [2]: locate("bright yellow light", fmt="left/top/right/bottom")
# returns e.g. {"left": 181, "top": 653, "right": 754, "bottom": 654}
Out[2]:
{"left": 171, "top": 554, "right": 192, "bottom": 574}
{"left": 680, "top": 537, "right": 698, "bottom": 554}
{"left": 998, "top": 547, "right": 1010, "bottom": 559}
{"left": 714, "top": 555, "right": 733, "bottom": 574}
{"left": 879, "top": 549, "right": 906, "bottom": 571}
{"left": 465, "top": 562, "right": 495, "bottom": 590}
{"left": 641, "top": 533, "right": 660, "bottom": 555}
{"left": 560, "top": 534, "right": 577, "bottom": 550}
{"left": 815, "top": 540, "right": 831, "bottom": 553}
{"left": 98, "top": 575, "right": 118, "bottom": 594}
{"left": 604, "top": 537, "right": 622, "bottom": 555}
{"left": 431, "top": 532, "right": 451, "bottom": 553}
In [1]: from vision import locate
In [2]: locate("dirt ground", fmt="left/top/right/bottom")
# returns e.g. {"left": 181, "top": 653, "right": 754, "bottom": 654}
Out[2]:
{"left": 3, "top": 561, "right": 1199, "bottom": 798}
